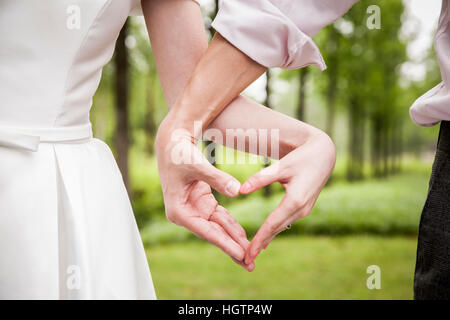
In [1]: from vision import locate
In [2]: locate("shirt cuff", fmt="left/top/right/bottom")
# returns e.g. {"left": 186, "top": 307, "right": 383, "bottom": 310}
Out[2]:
{"left": 211, "top": 0, "right": 326, "bottom": 70}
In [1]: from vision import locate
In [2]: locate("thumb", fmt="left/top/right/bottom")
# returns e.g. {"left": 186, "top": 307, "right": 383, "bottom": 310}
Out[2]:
{"left": 196, "top": 162, "right": 241, "bottom": 197}
{"left": 240, "top": 163, "right": 280, "bottom": 194}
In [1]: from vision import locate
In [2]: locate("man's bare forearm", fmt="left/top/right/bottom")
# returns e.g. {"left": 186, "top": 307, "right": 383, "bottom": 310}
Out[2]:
{"left": 166, "top": 33, "right": 266, "bottom": 134}
{"left": 143, "top": 0, "right": 319, "bottom": 159}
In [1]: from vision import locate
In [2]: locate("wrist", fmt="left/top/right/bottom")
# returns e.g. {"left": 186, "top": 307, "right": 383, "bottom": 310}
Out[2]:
{"left": 156, "top": 107, "right": 206, "bottom": 155}
{"left": 164, "top": 109, "right": 204, "bottom": 142}
{"left": 156, "top": 114, "right": 190, "bottom": 155}
{"left": 167, "top": 93, "right": 216, "bottom": 138}
{"left": 306, "top": 129, "right": 337, "bottom": 164}
{"left": 278, "top": 123, "right": 322, "bottom": 157}
{"left": 283, "top": 124, "right": 335, "bottom": 160}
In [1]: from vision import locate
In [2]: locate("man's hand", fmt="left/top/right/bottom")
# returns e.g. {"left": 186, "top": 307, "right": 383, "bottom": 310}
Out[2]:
{"left": 156, "top": 114, "right": 255, "bottom": 272}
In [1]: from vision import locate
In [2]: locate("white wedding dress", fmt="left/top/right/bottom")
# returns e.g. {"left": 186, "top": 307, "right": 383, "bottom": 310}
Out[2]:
{"left": 0, "top": 0, "right": 156, "bottom": 299}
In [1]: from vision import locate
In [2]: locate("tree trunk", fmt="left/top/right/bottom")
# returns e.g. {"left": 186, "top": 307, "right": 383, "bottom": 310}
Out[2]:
{"left": 371, "top": 116, "right": 382, "bottom": 177}
{"left": 347, "top": 98, "right": 365, "bottom": 181}
{"left": 214, "top": 0, "right": 219, "bottom": 17}
{"left": 263, "top": 70, "right": 272, "bottom": 198}
{"left": 144, "top": 73, "right": 156, "bottom": 155}
{"left": 114, "top": 20, "right": 130, "bottom": 193}
{"left": 381, "top": 125, "right": 389, "bottom": 177}
{"left": 209, "top": 0, "right": 219, "bottom": 38}
{"left": 296, "top": 68, "right": 309, "bottom": 121}
{"left": 325, "top": 27, "right": 339, "bottom": 138}
{"left": 394, "top": 122, "right": 403, "bottom": 172}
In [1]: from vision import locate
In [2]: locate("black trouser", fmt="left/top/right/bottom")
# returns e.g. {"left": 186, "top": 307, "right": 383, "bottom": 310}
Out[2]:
{"left": 414, "top": 121, "right": 450, "bottom": 299}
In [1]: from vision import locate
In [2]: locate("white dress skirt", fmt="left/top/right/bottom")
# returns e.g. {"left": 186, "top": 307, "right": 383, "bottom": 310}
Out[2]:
{"left": 0, "top": 0, "right": 156, "bottom": 299}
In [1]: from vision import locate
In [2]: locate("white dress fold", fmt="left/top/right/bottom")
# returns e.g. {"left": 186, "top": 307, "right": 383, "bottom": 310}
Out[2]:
{"left": 0, "top": 0, "right": 155, "bottom": 299}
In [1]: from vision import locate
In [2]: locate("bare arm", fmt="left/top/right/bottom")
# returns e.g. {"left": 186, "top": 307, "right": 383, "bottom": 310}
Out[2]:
{"left": 142, "top": 0, "right": 318, "bottom": 158}
{"left": 142, "top": 0, "right": 336, "bottom": 268}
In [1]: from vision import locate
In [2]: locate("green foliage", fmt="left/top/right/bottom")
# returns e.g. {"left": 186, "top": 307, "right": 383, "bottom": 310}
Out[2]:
{"left": 231, "top": 163, "right": 429, "bottom": 236}
{"left": 138, "top": 161, "right": 430, "bottom": 246}
{"left": 129, "top": 146, "right": 165, "bottom": 227}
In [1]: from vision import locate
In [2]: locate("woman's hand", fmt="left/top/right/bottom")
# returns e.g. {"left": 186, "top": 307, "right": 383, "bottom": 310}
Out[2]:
{"left": 241, "top": 129, "right": 337, "bottom": 265}
{"left": 155, "top": 113, "right": 255, "bottom": 272}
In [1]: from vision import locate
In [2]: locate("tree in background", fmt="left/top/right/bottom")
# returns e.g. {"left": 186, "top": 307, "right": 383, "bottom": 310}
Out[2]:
{"left": 348, "top": 0, "right": 407, "bottom": 177}
{"left": 114, "top": 19, "right": 131, "bottom": 191}
{"left": 128, "top": 19, "right": 159, "bottom": 156}
{"left": 144, "top": 61, "right": 157, "bottom": 155}
{"left": 339, "top": 6, "right": 370, "bottom": 181}
{"left": 263, "top": 70, "right": 273, "bottom": 197}
{"left": 311, "top": 24, "right": 342, "bottom": 185}
{"left": 367, "top": 0, "right": 406, "bottom": 177}
{"left": 335, "top": 0, "right": 407, "bottom": 180}
{"left": 296, "top": 67, "right": 309, "bottom": 121}
{"left": 323, "top": 26, "right": 340, "bottom": 139}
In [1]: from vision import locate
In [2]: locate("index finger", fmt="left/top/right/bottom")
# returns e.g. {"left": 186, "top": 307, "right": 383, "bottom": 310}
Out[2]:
{"left": 244, "top": 195, "right": 300, "bottom": 265}
{"left": 182, "top": 215, "right": 246, "bottom": 262}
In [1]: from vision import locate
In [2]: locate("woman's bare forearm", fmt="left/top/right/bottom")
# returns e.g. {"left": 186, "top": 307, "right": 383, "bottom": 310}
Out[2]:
{"left": 206, "top": 95, "right": 321, "bottom": 159}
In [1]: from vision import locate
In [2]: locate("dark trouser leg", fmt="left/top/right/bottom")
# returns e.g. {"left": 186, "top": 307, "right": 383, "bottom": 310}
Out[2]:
{"left": 414, "top": 121, "right": 450, "bottom": 300}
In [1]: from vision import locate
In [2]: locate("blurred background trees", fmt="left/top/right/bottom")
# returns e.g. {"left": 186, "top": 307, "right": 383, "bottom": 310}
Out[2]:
{"left": 90, "top": 0, "right": 443, "bottom": 299}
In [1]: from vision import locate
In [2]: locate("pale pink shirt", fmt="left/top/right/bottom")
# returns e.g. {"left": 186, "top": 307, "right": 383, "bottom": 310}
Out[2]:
{"left": 212, "top": 0, "right": 358, "bottom": 70}
{"left": 410, "top": 0, "right": 450, "bottom": 126}
{"left": 212, "top": 0, "right": 450, "bottom": 127}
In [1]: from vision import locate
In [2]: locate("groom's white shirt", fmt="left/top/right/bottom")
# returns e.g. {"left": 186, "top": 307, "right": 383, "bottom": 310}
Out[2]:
{"left": 212, "top": 0, "right": 450, "bottom": 127}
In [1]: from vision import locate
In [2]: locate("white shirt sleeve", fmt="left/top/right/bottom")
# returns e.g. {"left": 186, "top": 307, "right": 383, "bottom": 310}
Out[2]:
{"left": 211, "top": 0, "right": 358, "bottom": 70}
{"left": 409, "top": 0, "right": 450, "bottom": 126}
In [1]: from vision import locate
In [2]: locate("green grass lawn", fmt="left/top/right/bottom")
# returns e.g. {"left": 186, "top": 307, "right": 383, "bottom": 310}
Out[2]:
{"left": 138, "top": 159, "right": 429, "bottom": 299}
{"left": 147, "top": 235, "right": 417, "bottom": 300}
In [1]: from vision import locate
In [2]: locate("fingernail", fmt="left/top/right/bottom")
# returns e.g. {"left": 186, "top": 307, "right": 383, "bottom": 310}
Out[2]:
{"left": 240, "top": 182, "right": 251, "bottom": 194}
{"left": 225, "top": 180, "right": 240, "bottom": 196}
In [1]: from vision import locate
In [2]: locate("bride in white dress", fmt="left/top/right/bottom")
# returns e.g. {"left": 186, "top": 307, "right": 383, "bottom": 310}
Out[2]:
{"left": 0, "top": 0, "right": 156, "bottom": 299}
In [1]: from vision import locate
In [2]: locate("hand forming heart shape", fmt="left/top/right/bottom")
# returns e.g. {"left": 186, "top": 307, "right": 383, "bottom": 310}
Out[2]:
{"left": 156, "top": 119, "right": 254, "bottom": 271}
{"left": 156, "top": 116, "right": 336, "bottom": 272}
